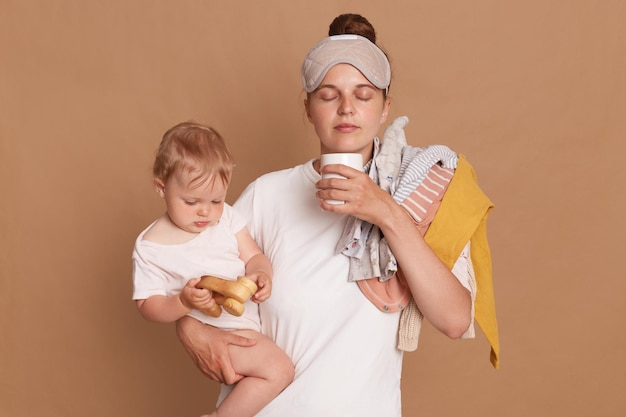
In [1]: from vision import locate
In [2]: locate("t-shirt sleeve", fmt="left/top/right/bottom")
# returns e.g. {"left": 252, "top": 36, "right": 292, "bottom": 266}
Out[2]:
{"left": 224, "top": 203, "right": 248, "bottom": 235}
{"left": 233, "top": 181, "right": 256, "bottom": 235}
{"left": 131, "top": 241, "right": 169, "bottom": 300}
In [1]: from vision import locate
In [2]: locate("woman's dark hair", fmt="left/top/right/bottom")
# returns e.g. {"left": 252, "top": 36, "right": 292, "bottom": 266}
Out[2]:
{"left": 328, "top": 13, "right": 377, "bottom": 42}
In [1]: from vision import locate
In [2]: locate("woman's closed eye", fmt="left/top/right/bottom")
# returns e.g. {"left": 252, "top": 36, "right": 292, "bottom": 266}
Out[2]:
{"left": 354, "top": 87, "right": 375, "bottom": 101}
{"left": 318, "top": 91, "right": 339, "bottom": 101}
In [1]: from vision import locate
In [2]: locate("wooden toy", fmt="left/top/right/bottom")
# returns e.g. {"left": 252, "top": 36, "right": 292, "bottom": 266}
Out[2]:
{"left": 195, "top": 275, "right": 258, "bottom": 317}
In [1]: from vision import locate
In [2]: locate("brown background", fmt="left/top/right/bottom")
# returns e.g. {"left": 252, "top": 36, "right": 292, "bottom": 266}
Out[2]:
{"left": 1, "top": 1, "right": 624, "bottom": 416}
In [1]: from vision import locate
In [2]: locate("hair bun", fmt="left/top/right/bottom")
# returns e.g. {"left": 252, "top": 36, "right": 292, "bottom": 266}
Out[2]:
{"left": 328, "top": 13, "right": 377, "bottom": 43}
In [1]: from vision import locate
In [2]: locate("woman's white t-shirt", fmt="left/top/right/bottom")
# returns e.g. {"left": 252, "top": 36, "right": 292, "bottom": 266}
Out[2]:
{"left": 225, "top": 160, "right": 404, "bottom": 416}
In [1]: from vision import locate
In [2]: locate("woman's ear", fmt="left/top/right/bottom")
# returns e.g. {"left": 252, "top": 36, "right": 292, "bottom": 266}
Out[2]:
{"left": 380, "top": 98, "right": 391, "bottom": 123}
{"left": 153, "top": 178, "right": 165, "bottom": 198}
{"left": 304, "top": 98, "right": 313, "bottom": 122}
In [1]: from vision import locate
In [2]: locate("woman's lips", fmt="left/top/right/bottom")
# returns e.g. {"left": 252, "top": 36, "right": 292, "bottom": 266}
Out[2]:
{"left": 335, "top": 123, "right": 358, "bottom": 133}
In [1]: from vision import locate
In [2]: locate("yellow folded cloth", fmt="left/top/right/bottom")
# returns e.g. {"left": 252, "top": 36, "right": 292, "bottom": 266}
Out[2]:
{"left": 425, "top": 154, "right": 500, "bottom": 368}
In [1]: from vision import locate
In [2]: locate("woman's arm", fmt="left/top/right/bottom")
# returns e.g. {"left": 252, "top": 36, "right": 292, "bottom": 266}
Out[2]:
{"left": 176, "top": 316, "right": 256, "bottom": 384}
{"left": 317, "top": 165, "right": 471, "bottom": 338}
{"left": 376, "top": 201, "right": 471, "bottom": 338}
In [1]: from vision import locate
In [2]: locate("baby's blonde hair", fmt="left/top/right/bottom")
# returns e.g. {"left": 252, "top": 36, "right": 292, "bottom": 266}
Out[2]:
{"left": 153, "top": 122, "right": 234, "bottom": 188}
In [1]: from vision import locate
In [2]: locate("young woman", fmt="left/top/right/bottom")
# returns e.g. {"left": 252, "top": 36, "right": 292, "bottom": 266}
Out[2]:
{"left": 177, "top": 14, "right": 498, "bottom": 417}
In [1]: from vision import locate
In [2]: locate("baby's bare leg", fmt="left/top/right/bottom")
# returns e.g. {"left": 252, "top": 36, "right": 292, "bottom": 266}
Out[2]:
{"left": 208, "top": 329, "right": 294, "bottom": 417}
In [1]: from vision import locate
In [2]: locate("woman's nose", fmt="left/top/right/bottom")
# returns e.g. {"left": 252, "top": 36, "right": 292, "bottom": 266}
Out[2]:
{"left": 338, "top": 97, "right": 354, "bottom": 115}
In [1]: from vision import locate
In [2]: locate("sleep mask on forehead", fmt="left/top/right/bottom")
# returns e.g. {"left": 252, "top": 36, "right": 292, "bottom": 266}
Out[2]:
{"left": 301, "top": 34, "right": 391, "bottom": 93}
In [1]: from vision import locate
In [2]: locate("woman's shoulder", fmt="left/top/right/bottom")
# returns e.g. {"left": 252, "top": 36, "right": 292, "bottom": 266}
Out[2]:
{"left": 237, "top": 160, "right": 315, "bottom": 209}
{"left": 251, "top": 160, "right": 313, "bottom": 185}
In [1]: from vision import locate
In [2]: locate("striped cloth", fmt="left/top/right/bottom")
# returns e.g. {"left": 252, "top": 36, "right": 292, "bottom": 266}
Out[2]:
{"left": 401, "top": 163, "right": 455, "bottom": 234}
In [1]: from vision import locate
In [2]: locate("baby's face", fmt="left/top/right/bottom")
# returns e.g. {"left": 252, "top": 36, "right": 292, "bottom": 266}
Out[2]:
{"left": 163, "top": 170, "right": 228, "bottom": 234}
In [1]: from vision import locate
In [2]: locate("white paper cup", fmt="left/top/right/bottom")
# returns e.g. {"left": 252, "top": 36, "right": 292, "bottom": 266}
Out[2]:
{"left": 319, "top": 153, "right": 363, "bottom": 204}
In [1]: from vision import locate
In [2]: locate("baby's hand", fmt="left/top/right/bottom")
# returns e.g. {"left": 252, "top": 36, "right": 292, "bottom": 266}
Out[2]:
{"left": 180, "top": 278, "right": 215, "bottom": 312}
{"left": 248, "top": 272, "right": 272, "bottom": 303}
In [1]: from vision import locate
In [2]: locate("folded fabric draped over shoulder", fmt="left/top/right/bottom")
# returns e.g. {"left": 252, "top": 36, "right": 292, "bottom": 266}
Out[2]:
{"left": 336, "top": 116, "right": 500, "bottom": 369}
{"left": 426, "top": 153, "right": 499, "bottom": 368}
